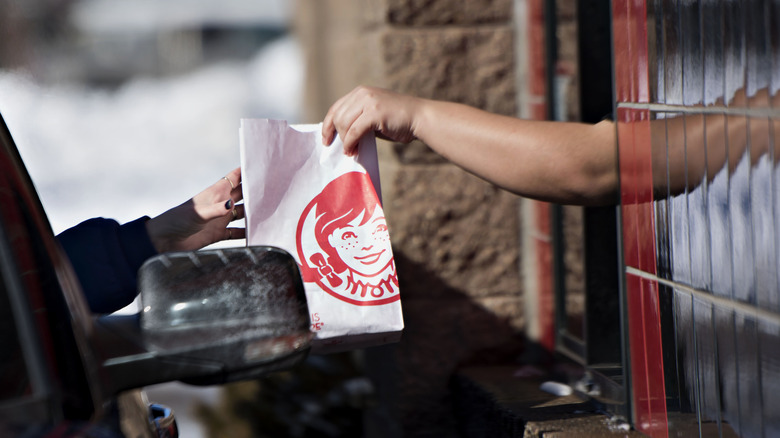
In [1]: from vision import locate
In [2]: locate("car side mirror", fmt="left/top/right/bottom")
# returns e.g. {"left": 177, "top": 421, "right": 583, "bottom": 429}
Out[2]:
{"left": 92, "top": 246, "right": 311, "bottom": 395}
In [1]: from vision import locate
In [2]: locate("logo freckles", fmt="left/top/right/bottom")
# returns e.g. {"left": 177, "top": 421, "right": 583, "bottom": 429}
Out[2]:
{"left": 295, "top": 172, "right": 400, "bottom": 307}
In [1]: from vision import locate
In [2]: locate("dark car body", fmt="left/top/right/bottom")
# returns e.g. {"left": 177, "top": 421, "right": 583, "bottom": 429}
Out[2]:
{"left": 0, "top": 111, "right": 139, "bottom": 436}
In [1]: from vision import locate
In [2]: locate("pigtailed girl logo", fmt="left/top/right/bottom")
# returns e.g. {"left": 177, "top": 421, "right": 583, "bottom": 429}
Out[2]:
{"left": 296, "top": 171, "right": 400, "bottom": 306}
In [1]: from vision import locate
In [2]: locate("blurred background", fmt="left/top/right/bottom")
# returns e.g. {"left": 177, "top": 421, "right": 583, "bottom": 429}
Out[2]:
{"left": 0, "top": 1, "right": 309, "bottom": 437}
{"left": 0, "top": 0, "right": 301, "bottom": 233}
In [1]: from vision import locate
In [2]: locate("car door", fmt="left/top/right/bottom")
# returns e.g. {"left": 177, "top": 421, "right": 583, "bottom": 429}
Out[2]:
{"left": 0, "top": 111, "right": 129, "bottom": 435}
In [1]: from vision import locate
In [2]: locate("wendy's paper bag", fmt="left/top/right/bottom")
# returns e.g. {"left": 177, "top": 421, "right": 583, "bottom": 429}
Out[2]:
{"left": 239, "top": 119, "right": 403, "bottom": 353}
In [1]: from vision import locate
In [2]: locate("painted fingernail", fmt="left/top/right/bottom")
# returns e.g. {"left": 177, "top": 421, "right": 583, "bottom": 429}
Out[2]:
{"left": 225, "top": 199, "right": 232, "bottom": 210}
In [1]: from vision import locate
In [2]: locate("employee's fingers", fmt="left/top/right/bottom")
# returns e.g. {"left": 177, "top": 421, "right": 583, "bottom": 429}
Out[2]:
{"left": 331, "top": 101, "right": 366, "bottom": 147}
{"left": 323, "top": 91, "right": 353, "bottom": 145}
{"left": 322, "top": 109, "right": 338, "bottom": 146}
{"left": 341, "top": 114, "right": 375, "bottom": 156}
{"left": 323, "top": 86, "right": 381, "bottom": 148}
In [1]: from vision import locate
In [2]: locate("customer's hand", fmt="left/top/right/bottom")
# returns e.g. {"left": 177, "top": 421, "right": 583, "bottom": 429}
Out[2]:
{"left": 145, "top": 167, "right": 245, "bottom": 253}
{"left": 322, "top": 86, "right": 421, "bottom": 156}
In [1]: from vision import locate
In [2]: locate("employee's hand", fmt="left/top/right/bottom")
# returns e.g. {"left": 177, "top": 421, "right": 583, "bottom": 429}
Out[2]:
{"left": 322, "top": 86, "right": 421, "bottom": 156}
{"left": 145, "top": 167, "right": 245, "bottom": 253}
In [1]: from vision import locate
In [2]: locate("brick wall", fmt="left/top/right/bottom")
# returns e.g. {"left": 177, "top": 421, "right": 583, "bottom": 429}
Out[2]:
{"left": 293, "top": 0, "right": 581, "bottom": 435}
{"left": 295, "top": 0, "right": 524, "bottom": 435}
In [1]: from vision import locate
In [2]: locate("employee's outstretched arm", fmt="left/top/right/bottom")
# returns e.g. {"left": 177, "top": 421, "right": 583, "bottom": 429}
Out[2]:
{"left": 322, "top": 86, "right": 618, "bottom": 206}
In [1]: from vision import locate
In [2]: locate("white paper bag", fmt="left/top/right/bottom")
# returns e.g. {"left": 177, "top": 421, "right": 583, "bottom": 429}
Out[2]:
{"left": 239, "top": 119, "right": 403, "bottom": 353}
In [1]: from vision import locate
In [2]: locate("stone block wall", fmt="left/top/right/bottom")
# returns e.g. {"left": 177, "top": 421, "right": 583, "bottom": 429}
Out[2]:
{"left": 294, "top": 0, "right": 526, "bottom": 435}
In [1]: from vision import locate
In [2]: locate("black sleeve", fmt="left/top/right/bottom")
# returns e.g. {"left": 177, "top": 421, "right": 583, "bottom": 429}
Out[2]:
{"left": 57, "top": 217, "right": 158, "bottom": 314}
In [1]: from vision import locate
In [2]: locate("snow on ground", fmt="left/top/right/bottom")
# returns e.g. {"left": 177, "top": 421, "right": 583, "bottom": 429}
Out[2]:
{"left": 1, "top": 35, "right": 303, "bottom": 234}
{"left": 0, "top": 35, "right": 304, "bottom": 438}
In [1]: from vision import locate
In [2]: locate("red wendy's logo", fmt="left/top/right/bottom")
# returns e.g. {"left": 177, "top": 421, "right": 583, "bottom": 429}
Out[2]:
{"left": 296, "top": 172, "right": 399, "bottom": 306}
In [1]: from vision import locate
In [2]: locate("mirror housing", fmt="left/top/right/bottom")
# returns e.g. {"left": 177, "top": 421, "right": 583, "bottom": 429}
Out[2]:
{"left": 92, "top": 246, "right": 311, "bottom": 395}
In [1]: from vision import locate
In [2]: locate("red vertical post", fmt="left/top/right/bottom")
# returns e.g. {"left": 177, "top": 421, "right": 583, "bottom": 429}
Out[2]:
{"left": 614, "top": 0, "right": 668, "bottom": 436}
{"left": 526, "top": 0, "right": 555, "bottom": 353}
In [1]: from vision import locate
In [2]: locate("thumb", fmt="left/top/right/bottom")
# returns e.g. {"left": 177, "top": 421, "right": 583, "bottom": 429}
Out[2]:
{"left": 198, "top": 199, "right": 235, "bottom": 222}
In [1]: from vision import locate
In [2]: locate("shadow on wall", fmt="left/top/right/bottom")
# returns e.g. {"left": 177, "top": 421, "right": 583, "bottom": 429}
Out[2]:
{"left": 191, "top": 251, "right": 527, "bottom": 438}
{"left": 364, "top": 251, "right": 526, "bottom": 437}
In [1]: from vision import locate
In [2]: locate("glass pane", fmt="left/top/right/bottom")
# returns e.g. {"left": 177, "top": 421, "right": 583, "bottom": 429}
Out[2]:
{"left": 562, "top": 205, "right": 585, "bottom": 339}
{"left": 714, "top": 306, "right": 741, "bottom": 435}
{"left": 680, "top": 0, "right": 703, "bottom": 106}
{"left": 685, "top": 113, "right": 711, "bottom": 290}
{"left": 723, "top": 0, "right": 747, "bottom": 103}
{"left": 662, "top": 0, "right": 683, "bottom": 105}
{"left": 760, "top": 319, "right": 780, "bottom": 436}
{"left": 702, "top": 0, "right": 725, "bottom": 105}
{"left": 0, "top": 277, "right": 30, "bottom": 401}
{"left": 0, "top": 171, "right": 31, "bottom": 401}
{"left": 727, "top": 114, "right": 755, "bottom": 304}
